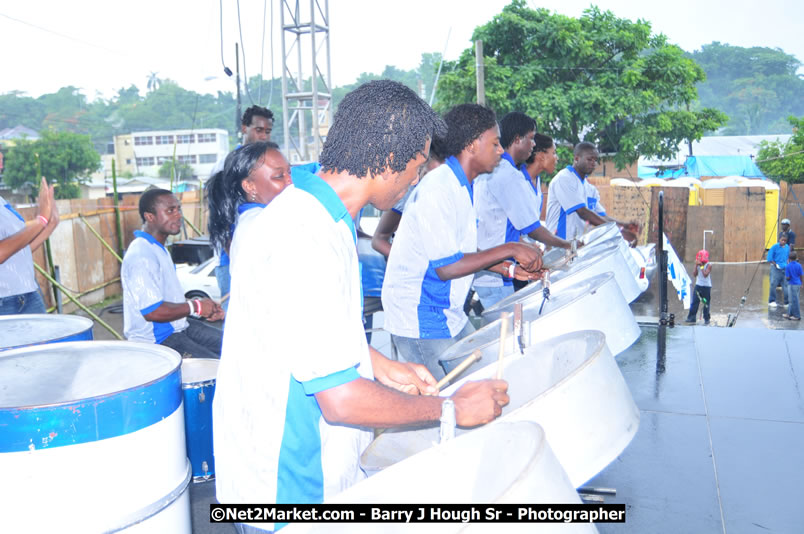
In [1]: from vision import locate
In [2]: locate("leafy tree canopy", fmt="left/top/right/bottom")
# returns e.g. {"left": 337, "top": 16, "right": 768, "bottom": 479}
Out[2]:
{"left": 689, "top": 42, "right": 804, "bottom": 135}
{"left": 435, "top": 1, "right": 727, "bottom": 169}
{"left": 757, "top": 116, "right": 804, "bottom": 183}
{"left": 158, "top": 159, "right": 195, "bottom": 181}
{"left": 3, "top": 130, "right": 100, "bottom": 199}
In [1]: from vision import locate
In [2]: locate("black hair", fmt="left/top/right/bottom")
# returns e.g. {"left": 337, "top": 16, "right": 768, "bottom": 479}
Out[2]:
{"left": 206, "top": 141, "right": 281, "bottom": 254}
{"left": 789, "top": 250, "right": 798, "bottom": 261}
{"left": 499, "top": 112, "right": 536, "bottom": 149}
{"left": 574, "top": 141, "right": 597, "bottom": 157}
{"left": 429, "top": 135, "right": 447, "bottom": 163}
{"left": 442, "top": 104, "right": 498, "bottom": 157}
{"left": 139, "top": 188, "right": 173, "bottom": 223}
{"left": 526, "top": 134, "right": 555, "bottom": 165}
{"left": 242, "top": 105, "right": 274, "bottom": 127}
{"left": 318, "top": 80, "right": 446, "bottom": 178}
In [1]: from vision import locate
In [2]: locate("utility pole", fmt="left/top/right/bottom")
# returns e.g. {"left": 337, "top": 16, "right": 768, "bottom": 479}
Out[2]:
{"left": 475, "top": 40, "right": 485, "bottom": 106}
{"left": 235, "top": 43, "right": 241, "bottom": 143}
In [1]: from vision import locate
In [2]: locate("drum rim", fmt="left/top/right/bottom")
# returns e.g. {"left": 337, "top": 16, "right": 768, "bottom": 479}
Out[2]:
{"left": 0, "top": 314, "right": 94, "bottom": 350}
{"left": 0, "top": 341, "right": 182, "bottom": 411}
{"left": 180, "top": 357, "right": 219, "bottom": 388}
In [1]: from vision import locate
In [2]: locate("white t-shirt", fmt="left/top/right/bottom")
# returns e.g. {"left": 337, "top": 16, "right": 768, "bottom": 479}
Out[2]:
{"left": 213, "top": 169, "right": 372, "bottom": 529}
{"left": 121, "top": 231, "right": 188, "bottom": 343}
{"left": 0, "top": 197, "right": 38, "bottom": 298}
{"left": 584, "top": 181, "right": 606, "bottom": 216}
{"left": 545, "top": 166, "right": 588, "bottom": 240}
{"left": 473, "top": 153, "right": 542, "bottom": 288}
{"left": 382, "top": 157, "right": 477, "bottom": 339}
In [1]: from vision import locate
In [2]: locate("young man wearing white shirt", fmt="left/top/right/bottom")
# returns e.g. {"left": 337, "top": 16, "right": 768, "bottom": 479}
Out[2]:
{"left": 382, "top": 104, "right": 544, "bottom": 380}
{"left": 213, "top": 82, "right": 510, "bottom": 533}
{"left": 473, "top": 112, "right": 570, "bottom": 308}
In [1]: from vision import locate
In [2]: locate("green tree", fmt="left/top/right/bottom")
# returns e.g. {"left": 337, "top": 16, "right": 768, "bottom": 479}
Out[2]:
{"left": 757, "top": 116, "right": 804, "bottom": 183}
{"left": 3, "top": 131, "right": 100, "bottom": 199}
{"left": 435, "top": 1, "right": 727, "bottom": 170}
{"left": 690, "top": 42, "right": 804, "bottom": 135}
{"left": 158, "top": 159, "right": 195, "bottom": 180}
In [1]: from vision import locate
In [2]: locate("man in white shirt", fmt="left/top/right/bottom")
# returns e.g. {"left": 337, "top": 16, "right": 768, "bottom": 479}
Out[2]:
{"left": 473, "top": 112, "right": 571, "bottom": 307}
{"left": 545, "top": 142, "right": 631, "bottom": 240}
{"left": 213, "top": 82, "right": 510, "bottom": 533}
{"left": 121, "top": 189, "right": 224, "bottom": 357}
{"left": 382, "top": 104, "right": 544, "bottom": 379}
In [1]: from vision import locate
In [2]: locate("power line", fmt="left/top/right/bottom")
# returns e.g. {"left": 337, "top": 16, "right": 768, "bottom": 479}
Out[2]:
{"left": 258, "top": 0, "right": 267, "bottom": 105}
{"left": 236, "top": 0, "right": 255, "bottom": 106}
{"left": 0, "top": 12, "right": 125, "bottom": 56}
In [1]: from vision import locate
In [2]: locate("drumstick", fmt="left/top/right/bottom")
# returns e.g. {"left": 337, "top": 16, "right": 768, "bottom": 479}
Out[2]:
{"left": 436, "top": 350, "right": 482, "bottom": 391}
{"left": 220, "top": 293, "right": 230, "bottom": 304}
{"left": 496, "top": 312, "right": 509, "bottom": 379}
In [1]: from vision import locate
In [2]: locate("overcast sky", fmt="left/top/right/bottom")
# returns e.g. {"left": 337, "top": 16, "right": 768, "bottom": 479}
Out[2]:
{"left": 1, "top": 0, "right": 802, "bottom": 101}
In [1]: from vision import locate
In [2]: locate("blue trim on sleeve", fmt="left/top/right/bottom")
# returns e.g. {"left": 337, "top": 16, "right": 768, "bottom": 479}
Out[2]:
{"left": 520, "top": 219, "right": 542, "bottom": 235}
{"left": 417, "top": 260, "right": 455, "bottom": 339}
{"left": 301, "top": 367, "right": 360, "bottom": 395}
{"left": 565, "top": 202, "right": 585, "bottom": 215}
{"left": 4, "top": 203, "right": 25, "bottom": 223}
{"left": 430, "top": 251, "right": 464, "bottom": 269}
{"left": 598, "top": 210, "right": 607, "bottom": 216}
{"left": 391, "top": 207, "right": 403, "bottom": 215}
{"left": 153, "top": 321, "right": 175, "bottom": 344}
{"left": 557, "top": 208, "right": 568, "bottom": 239}
{"left": 133, "top": 230, "right": 168, "bottom": 252}
{"left": 140, "top": 300, "right": 164, "bottom": 316}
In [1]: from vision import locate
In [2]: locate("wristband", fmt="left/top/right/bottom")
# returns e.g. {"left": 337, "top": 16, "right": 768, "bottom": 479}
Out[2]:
{"left": 188, "top": 299, "right": 201, "bottom": 318}
{"left": 37, "top": 215, "right": 49, "bottom": 226}
{"left": 194, "top": 299, "right": 202, "bottom": 317}
{"left": 187, "top": 301, "right": 195, "bottom": 317}
{"left": 508, "top": 261, "right": 516, "bottom": 279}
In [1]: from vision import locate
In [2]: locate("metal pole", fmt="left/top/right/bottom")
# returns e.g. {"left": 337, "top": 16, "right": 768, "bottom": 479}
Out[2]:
{"left": 54, "top": 265, "right": 63, "bottom": 314}
{"left": 112, "top": 159, "right": 124, "bottom": 258}
{"left": 296, "top": 2, "right": 306, "bottom": 161}
{"left": 78, "top": 214, "right": 124, "bottom": 263}
{"left": 310, "top": 0, "right": 320, "bottom": 160}
{"left": 475, "top": 40, "right": 485, "bottom": 106}
{"left": 658, "top": 191, "right": 668, "bottom": 325}
{"left": 34, "top": 263, "right": 124, "bottom": 340}
{"left": 280, "top": 2, "right": 291, "bottom": 162}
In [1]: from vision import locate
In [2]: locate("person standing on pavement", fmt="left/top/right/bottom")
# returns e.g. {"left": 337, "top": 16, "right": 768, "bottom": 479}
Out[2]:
{"left": 779, "top": 218, "right": 795, "bottom": 249}
{"left": 122, "top": 189, "right": 225, "bottom": 357}
{"left": 685, "top": 249, "right": 713, "bottom": 325}
{"left": 0, "top": 177, "right": 60, "bottom": 315}
{"left": 783, "top": 251, "right": 802, "bottom": 320}
{"left": 767, "top": 233, "right": 790, "bottom": 308}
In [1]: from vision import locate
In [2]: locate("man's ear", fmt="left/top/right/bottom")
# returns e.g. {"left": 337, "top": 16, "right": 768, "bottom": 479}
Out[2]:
{"left": 143, "top": 211, "right": 155, "bottom": 223}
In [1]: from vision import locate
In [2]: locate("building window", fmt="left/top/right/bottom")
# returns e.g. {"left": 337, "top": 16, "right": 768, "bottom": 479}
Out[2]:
{"left": 134, "top": 136, "right": 153, "bottom": 146}
{"left": 177, "top": 155, "right": 197, "bottom": 164}
{"left": 177, "top": 134, "right": 194, "bottom": 144}
{"left": 199, "top": 154, "right": 218, "bottom": 164}
{"left": 126, "top": 159, "right": 132, "bottom": 164}
{"left": 136, "top": 157, "right": 155, "bottom": 167}
{"left": 155, "top": 135, "right": 174, "bottom": 145}
{"left": 197, "top": 133, "right": 216, "bottom": 143}
{"left": 156, "top": 156, "right": 172, "bottom": 165}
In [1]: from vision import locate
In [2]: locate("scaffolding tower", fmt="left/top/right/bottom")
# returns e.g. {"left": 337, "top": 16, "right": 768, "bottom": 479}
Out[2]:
{"left": 280, "top": 0, "right": 332, "bottom": 164}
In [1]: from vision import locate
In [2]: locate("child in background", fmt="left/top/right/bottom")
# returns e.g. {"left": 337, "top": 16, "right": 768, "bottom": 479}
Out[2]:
{"left": 686, "top": 249, "right": 713, "bottom": 325}
{"left": 783, "top": 251, "right": 802, "bottom": 321}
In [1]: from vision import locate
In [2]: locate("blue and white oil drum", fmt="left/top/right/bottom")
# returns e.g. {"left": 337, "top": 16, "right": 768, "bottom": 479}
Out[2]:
{"left": 0, "top": 313, "right": 93, "bottom": 351}
{"left": 0, "top": 341, "right": 191, "bottom": 532}
{"left": 181, "top": 358, "right": 219, "bottom": 482}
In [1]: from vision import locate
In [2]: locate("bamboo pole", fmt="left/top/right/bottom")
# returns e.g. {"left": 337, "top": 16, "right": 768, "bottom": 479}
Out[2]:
{"left": 112, "top": 159, "right": 124, "bottom": 258}
{"left": 34, "top": 264, "right": 124, "bottom": 340}
{"left": 183, "top": 214, "right": 202, "bottom": 236}
{"left": 78, "top": 214, "right": 124, "bottom": 263}
{"left": 60, "top": 207, "right": 137, "bottom": 221}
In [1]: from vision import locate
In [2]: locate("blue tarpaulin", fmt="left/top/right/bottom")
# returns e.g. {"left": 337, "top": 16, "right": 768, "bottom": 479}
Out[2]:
{"left": 639, "top": 156, "right": 766, "bottom": 180}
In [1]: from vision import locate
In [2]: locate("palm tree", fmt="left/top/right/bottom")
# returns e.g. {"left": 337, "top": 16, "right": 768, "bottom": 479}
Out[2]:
{"left": 146, "top": 72, "right": 161, "bottom": 93}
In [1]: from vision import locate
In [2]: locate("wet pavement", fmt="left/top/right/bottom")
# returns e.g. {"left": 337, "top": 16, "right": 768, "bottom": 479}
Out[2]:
{"left": 630, "top": 262, "right": 803, "bottom": 330}
{"left": 588, "top": 324, "right": 804, "bottom": 533}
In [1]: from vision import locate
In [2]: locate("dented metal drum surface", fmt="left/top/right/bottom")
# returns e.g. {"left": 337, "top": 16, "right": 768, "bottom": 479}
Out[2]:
{"left": 454, "top": 273, "right": 638, "bottom": 371}
{"left": 290, "top": 423, "right": 597, "bottom": 534}
{"left": 361, "top": 331, "right": 639, "bottom": 490}
{"left": 0, "top": 341, "right": 191, "bottom": 533}
{"left": 0, "top": 314, "right": 94, "bottom": 351}
{"left": 580, "top": 221, "right": 621, "bottom": 245}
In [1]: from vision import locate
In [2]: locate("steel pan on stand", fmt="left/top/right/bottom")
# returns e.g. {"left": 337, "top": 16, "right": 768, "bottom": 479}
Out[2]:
{"left": 362, "top": 330, "right": 639, "bottom": 489}
{"left": 0, "top": 341, "right": 191, "bottom": 532}
{"left": 446, "top": 274, "right": 638, "bottom": 376}
{"left": 288, "top": 422, "right": 597, "bottom": 534}
{"left": 0, "top": 314, "right": 93, "bottom": 351}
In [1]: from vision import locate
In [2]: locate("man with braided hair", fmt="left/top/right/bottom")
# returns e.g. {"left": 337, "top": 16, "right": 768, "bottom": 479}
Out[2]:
{"left": 214, "top": 81, "right": 510, "bottom": 533}
{"left": 382, "top": 104, "right": 544, "bottom": 380}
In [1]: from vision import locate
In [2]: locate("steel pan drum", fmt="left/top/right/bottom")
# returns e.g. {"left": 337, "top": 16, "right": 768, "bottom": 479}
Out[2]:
{"left": 580, "top": 221, "right": 621, "bottom": 245}
{"left": 362, "top": 331, "right": 639, "bottom": 489}
{"left": 0, "top": 314, "right": 93, "bottom": 351}
{"left": 181, "top": 358, "right": 218, "bottom": 481}
{"left": 0, "top": 341, "right": 191, "bottom": 532}
{"left": 289, "top": 423, "right": 597, "bottom": 534}
{"left": 449, "top": 274, "right": 638, "bottom": 375}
